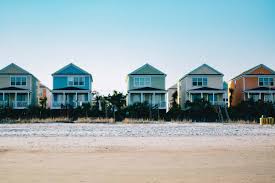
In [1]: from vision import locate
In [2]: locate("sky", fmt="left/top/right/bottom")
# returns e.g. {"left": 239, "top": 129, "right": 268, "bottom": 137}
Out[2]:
{"left": 0, "top": 0, "right": 275, "bottom": 94}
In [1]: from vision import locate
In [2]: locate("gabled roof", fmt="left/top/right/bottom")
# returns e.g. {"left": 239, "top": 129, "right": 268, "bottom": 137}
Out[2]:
{"left": 39, "top": 83, "right": 51, "bottom": 91}
{"left": 168, "top": 84, "right": 177, "bottom": 89}
{"left": 129, "top": 63, "right": 166, "bottom": 76}
{"left": 52, "top": 63, "right": 92, "bottom": 78}
{"left": 0, "top": 63, "right": 39, "bottom": 80}
{"left": 179, "top": 64, "right": 223, "bottom": 81}
{"left": 0, "top": 63, "right": 31, "bottom": 75}
{"left": 231, "top": 64, "right": 275, "bottom": 80}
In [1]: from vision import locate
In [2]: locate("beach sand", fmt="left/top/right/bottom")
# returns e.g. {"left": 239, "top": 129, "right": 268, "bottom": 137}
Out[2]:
{"left": 0, "top": 136, "right": 275, "bottom": 183}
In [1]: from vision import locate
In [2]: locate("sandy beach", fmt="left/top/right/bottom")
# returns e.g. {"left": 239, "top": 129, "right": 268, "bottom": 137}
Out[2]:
{"left": 0, "top": 123, "right": 275, "bottom": 183}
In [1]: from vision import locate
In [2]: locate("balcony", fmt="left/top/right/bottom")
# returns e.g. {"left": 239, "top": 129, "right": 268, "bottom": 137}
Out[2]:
{"left": 52, "top": 101, "right": 90, "bottom": 109}
{"left": 0, "top": 101, "right": 8, "bottom": 108}
{"left": 154, "top": 101, "right": 166, "bottom": 109}
{"left": 0, "top": 101, "right": 28, "bottom": 109}
{"left": 14, "top": 101, "right": 29, "bottom": 108}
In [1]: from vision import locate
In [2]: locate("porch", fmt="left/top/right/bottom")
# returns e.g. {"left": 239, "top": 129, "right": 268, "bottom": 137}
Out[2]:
{"left": 0, "top": 90, "right": 31, "bottom": 109}
{"left": 128, "top": 91, "right": 166, "bottom": 109}
{"left": 244, "top": 87, "right": 275, "bottom": 103}
{"left": 51, "top": 91, "right": 90, "bottom": 109}
{"left": 187, "top": 87, "right": 226, "bottom": 106}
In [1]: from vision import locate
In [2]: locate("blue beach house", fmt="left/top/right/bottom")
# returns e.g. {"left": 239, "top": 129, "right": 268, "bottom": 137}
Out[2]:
{"left": 51, "top": 63, "right": 93, "bottom": 109}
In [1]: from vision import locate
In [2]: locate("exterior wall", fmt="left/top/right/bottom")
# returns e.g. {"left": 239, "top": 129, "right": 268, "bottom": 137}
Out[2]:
{"left": 185, "top": 75, "right": 223, "bottom": 90}
{"left": 53, "top": 75, "right": 91, "bottom": 90}
{"left": 251, "top": 67, "right": 273, "bottom": 75}
{"left": 167, "top": 87, "right": 177, "bottom": 109}
{"left": 0, "top": 75, "right": 31, "bottom": 89}
{"left": 127, "top": 75, "right": 165, "bottom": 90}
{"left": 39, "top": 87, "right": 52, "bottom": 108}
{"left": 31, "top": 77, "right": 39, "bottom": 106}
{"left": 228, "top": 78, "right": 244, "bottom": 107}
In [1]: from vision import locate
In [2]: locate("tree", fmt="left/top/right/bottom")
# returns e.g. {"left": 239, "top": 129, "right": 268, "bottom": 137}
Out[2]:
{"left": 39, "top": 97, "right": 47, "bottom": 109}
{"left": 170, "top": 91, "right": 179, "bottom": 109}
{"left": 104, "top": 91, "right": 127, "bottom": 121}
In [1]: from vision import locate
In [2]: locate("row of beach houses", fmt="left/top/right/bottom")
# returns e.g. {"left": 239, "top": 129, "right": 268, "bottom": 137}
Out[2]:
{"left": 0, "top": 63, "right": 274, "bottom": 111}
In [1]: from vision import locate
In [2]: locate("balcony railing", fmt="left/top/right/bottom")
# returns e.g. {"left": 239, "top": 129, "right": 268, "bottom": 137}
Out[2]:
{"left": 212, "top": 101, "right": 226, "bottom": 106}
{"left": 14, "top": 101, "right": 28, "bottom": 108}
{"left": 0, "top": 101, "right": 8, "bottom": 108}
{"left": 0, "top": 101, "right": 28, "bottom": 108}
{"left": 154, "top": 101, "right": 166, "bottom": 109}
{"left": 52, "top": 101, "right": 90, "bottom": 108}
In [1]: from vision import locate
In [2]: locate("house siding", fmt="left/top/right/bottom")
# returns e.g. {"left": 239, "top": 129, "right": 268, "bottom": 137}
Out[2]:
{"left": 53, "top": 76, "right": 91, "bottom": 90}
{"left": 128, "top": 75, "right": 165, "bottom": 90}
{"left": 0, "top": 75, "right": 31, "bottom": 89}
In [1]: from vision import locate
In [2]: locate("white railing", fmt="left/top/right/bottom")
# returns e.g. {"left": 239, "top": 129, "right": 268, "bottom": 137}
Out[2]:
{"left": 14, "top": 101, "right": 28, "bottom": 108}
{"left": 0, "top": 101, "right": 28, "bottom": 108}
{"left": 212, "top": 101, "right": 225, "bottom": 106}
{"left": 52, "top": 101, "right": 90, "bottom": 108}
{"left": 0, "top": 101, "right": 8, "bottom": 108}
{"left": 154, "top": 101, "right": 166, "bottom": 109}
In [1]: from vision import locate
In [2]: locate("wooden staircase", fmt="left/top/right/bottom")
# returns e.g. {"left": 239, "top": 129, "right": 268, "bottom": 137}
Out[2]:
{"left": 216, "top": 105, "right": 230, "bottom": 122}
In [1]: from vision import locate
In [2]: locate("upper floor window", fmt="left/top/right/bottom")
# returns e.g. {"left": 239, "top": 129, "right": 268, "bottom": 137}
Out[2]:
{"left": 134, "top": 77, "right": 151, "bottom": 87}
{"left": 192, "top": 77, "right": 207, "bottom": 86}
{"left": 11, "top": 76, "right": 27, "bottom": 86}
{"left": 259, "top": 77, "right": 274, "bottom": 86}
{"left": 68, "top": 76, "right": 85, "bottom": 86}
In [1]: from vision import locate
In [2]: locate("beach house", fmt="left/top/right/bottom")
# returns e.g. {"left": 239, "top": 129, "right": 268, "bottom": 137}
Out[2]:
{"left": 228, "top": 64, "right": 275, "bottom": 107}
{"left": 0, "top": 63, "right": 39, "bottom": 109}
{"left": 177, "top": 64, "right": 226, "bottom": 107}
{"left": 126, "top": 63, "right": 167, "bottom": 110}
{"left": 51, "top": 63, "right": 93, "bottom": 109}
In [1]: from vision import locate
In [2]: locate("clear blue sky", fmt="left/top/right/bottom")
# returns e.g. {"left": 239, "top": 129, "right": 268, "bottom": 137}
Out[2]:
{"left": 0, "top": 0, "right": 275, "bottom": 94}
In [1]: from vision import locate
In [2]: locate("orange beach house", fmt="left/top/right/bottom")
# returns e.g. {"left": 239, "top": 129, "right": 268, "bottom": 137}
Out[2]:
{"left": 228, "top": 64, "right": 275, "bottom": 107}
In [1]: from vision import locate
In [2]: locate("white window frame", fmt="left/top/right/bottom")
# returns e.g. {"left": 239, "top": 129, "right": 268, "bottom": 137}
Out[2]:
{"left": 258, "top": 77, "right": 274, "bottom": 87}
{"left": 133, "top": 77, "right": 151, "bottom": 87}
{"left": 10, "top": 76, "right": 27, "bottom": 86}
{"left": 192, "top": 77, "right": 208, "bottom": 87}
{"left": 67, "top": 76, "right": 85, "bottom": 87}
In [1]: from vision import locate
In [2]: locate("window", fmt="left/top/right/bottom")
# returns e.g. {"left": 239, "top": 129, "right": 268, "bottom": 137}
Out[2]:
{"left": 11, "top": 77, "right": 15, "bottom": 86}
{"left": 133, "top": 77, "right": 151, "bottom": 87}
{"left": 22, "top": 77, "right": 27, "bottom": 85}
{"left": 259, "top": 77, "right": 274, "bottom": 86}
{"left": 11, "top": 76, "right": 27, "bottom": 86}
{"left": 74, "top": 77, "right": 79, "bottom": 85}
{"left": 68, "top": 76, "right": 85, "bottom": 86}
{"left": 192, "top": 78, "right": 197, "bottom": 86}
{"left": 203, "top": 78, "right": 207, "bottom": 86}
{"left": 192, "top": 77, "right": 207, "bottom": 86}
{"left": 79, "top": 77, "right": 84, "bottom": 85}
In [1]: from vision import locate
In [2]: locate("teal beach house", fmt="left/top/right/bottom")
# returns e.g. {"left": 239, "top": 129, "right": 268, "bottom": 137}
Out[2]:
{"left": 127, "top": 63, "right": 167, "bottom": 110}
{"left": 51, "top": 63, "right": 93, "bottom": 109}
{"left": 0, "top": 63, "right": 39, "bottom": 109}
